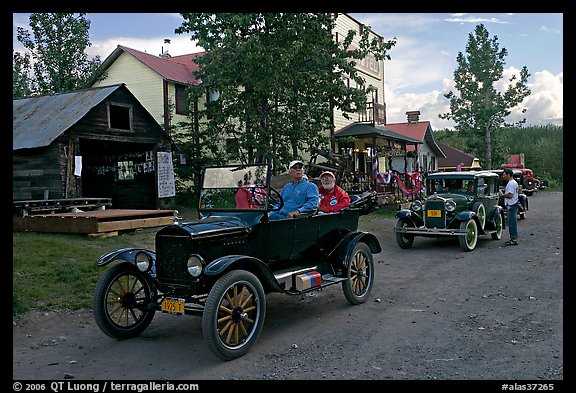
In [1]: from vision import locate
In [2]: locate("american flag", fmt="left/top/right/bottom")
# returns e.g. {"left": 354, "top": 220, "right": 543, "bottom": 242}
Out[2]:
{"left": 371, "top": 155, "right": 378, "bottom": 178}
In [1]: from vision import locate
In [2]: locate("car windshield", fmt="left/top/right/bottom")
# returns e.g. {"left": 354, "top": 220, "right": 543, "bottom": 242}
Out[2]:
{"left": 199, "top": 165, "right": 270, "bottom": 211}
{"left": 427, "top": 177, "right": 475, "bottom": 196}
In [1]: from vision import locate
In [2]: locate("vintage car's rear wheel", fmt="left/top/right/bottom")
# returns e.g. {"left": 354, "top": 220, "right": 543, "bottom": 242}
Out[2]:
{"left": 395, "top": 219, "right": 415, "bottom": 249}
{"left": 459, "top": 219, "right": 478, "bottom": 251}
{"left": 202, "top": 270, "right": 266, "bottom": 361}
{"left": 491, "top": 212, "right": 504, "bottom": 240}
{"left": 93, "top": 263, "right": 156, "bottom": 339}
{"left": 342, "top": 242, "right": 374, "bottom": 305}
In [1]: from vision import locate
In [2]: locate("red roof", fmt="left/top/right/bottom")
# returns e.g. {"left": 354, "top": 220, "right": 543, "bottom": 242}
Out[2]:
{"left": 98, "top": 45, "right": 205, "bottom": 86}
{"left": 386, "top": 120, "right": 445, "bottom": 157}
{"left": 386, "top": 121, "right": 429, "bottom": 143}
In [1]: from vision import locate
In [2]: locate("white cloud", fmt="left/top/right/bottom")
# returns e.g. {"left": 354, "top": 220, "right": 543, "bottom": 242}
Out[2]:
{"left": 385, "top": 67, "right": 563, "bottom": 130}
{"left": 86, "top": 35, "right": 203, "bottom": 60}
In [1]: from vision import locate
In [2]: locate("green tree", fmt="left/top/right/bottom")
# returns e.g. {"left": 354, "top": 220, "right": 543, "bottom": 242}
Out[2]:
{"left": 439, "top": 23, "right": 531, "bottom": 169}
{"left": 15, "top": 13, "right": 102, "bottom": 96}
{"left": 175, "top": 13, "right": 395, "bottom": 174}
{"left": 13, "top": 50, "right": 33, "bottom": 98}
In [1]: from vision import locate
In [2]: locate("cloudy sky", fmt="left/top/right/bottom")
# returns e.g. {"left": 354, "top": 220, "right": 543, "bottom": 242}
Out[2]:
{"left": 13, "top": 12, "right": 563, "bottom": 130}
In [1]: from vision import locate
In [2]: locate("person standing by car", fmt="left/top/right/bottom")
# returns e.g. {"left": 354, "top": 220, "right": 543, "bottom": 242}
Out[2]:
{"left": 501, "top": 168, "right": 519, "bottom": 245}
{"left": 268, "top": 160, "right": 319, "bottom": 220}
{"left": 317, "top": 171, "right": 351, "bottom": 214}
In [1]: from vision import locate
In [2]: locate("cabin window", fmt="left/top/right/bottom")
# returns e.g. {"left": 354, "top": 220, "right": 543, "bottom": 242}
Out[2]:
{"left": 117, "top": 161, "right": 134, "bottom": 181}
{"left": 108, "top": 103, "right": 132, "bottom": 130}
{"left": 175, "top": 84, "right": 190, "bottom": 115}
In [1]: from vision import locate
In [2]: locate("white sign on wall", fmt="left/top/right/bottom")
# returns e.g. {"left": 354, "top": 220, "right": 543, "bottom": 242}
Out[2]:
{"left": 157, "top": 151, "right": 176, "bottom": 198}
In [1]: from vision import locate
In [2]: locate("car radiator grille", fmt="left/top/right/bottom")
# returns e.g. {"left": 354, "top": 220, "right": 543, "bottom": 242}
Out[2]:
{"left": 424, "top": 200, "right": 447, "bottom": 228}
{"left": 155, "top": 235, "right": 193, "bottom": 283}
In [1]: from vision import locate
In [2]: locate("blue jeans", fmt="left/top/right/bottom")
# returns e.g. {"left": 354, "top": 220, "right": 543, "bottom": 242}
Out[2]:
{"left": 507, "top": 203, "right": 519, "bottom": 240}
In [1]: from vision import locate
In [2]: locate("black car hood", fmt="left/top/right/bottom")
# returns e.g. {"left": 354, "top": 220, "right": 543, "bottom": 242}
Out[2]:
{"left": 156, "top": 216, "right": 248, "bottom": 238}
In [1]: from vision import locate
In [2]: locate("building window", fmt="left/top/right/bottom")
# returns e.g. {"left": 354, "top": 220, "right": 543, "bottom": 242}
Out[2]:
{"left": 175, "top": 84, "right": 190, "bottom": 115}
{"left": 108, "top": 103, "right": 132, "bottom": 130}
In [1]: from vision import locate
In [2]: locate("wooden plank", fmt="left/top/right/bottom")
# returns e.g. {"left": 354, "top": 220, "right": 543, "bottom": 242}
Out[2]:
{"left": 13, "top": 216, "right": 100, "bottom": 233}
{"left": 97, "top": 216, "right": 174, "bottom": 232}
{"left": 13, "top": 209, "right": 175, "bottom": 234}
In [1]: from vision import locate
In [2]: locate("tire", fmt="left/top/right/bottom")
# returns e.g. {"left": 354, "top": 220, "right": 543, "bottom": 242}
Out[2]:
{"left": 395, "top": 219, "right": 414, "bottom": 249}
{"left": 342, "top": 242, "right": 374, "bottom": 305}
{"left": 459, "top": 219, "right": 478, "bottom": 252}
{"left": 472, "top": 202, "right": 486, "bottom": 229}
{"left": 491, "top": 212, "right": 504, "bottom": 240}
{"left": 523, "top": 178, "right": 535, "bottom": 190}
{"left": 202, "top": 270, "right": 266, "bottom": 361}
{"left": 93, "top": 263, "right": 156, "bottom": 339}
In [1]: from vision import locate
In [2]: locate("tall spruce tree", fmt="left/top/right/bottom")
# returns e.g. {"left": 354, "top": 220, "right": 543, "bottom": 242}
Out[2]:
{"left": 439, "top": 23, "right": 530, "bottom": 169}
{"left": 15, "top": 13, "right": 102, "bottom": 96}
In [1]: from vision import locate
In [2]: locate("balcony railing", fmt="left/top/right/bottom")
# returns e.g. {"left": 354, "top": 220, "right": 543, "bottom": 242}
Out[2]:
{"left": 357, "top": 101, "right": 386, "bottom": 124}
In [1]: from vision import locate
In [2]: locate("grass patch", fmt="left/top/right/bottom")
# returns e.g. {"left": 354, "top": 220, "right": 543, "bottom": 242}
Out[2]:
{"left": 12, "top": 229, "right": 158, "bottom": 318}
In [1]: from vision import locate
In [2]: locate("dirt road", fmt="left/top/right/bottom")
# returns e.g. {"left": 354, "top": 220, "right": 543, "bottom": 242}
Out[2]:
{"left": 12, "top": 192, "right": 563, "bottom": 384}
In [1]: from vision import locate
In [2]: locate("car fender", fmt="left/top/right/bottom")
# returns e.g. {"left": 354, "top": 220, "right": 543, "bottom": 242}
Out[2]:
{"left": 204, "top": 255, "right": 282, "bottom": 292}
{"left": 96, "top": 247, "right": 156, "bottom": 267}
{"left": 331, "top": 231, "right": 382, "bottom": 267}
{"left": 396, "top": 209, "right": 422, "bottom": 226}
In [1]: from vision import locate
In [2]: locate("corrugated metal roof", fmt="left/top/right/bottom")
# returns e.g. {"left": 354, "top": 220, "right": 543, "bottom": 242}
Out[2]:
{"left": 13, "top": 84, "right": 123, "bottom": 150}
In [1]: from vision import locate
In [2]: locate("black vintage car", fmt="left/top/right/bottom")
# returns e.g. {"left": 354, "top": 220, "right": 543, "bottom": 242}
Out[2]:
{"left": 395, "top": 171, "right": 505, "bottom": 252}
{"left": 92, "top": 164, "right": 381, "bottom": 360}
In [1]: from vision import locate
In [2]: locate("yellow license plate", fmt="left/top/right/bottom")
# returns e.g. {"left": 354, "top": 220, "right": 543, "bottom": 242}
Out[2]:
{"left": 427, "top": 209, "right": 442, "bottom": 217}
{"left": 161, "top": 297, "right": 185, "bottom": 314}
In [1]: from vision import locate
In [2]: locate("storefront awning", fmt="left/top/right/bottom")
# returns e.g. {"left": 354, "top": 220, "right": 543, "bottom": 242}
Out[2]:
{"left": 334, "top": 123, "right": 422, "bottom": 144}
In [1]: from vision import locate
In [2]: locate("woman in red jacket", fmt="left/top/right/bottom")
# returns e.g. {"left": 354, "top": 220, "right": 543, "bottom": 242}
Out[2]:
{"left": 318, "top": 171, "right": 351, "bottom": 214}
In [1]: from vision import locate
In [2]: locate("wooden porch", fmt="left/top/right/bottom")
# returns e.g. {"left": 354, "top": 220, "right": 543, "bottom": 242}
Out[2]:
{"left": 13, "top": 209, "right": 176, "bottom": 237}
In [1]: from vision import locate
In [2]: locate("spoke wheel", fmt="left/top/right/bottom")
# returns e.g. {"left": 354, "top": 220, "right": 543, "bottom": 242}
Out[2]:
{"left": 459, "top": 219, "right": 478, "bottom": 252}
{"left": 203, "top": 270, "right": 266, "bottom": 361}
{"left": 93, "top": 263, "right": 156, "bottom": 339}
{"left": 491, "top": 212, "right": 504, "bottom": 240}
{"left": 342, "top": 243, "right": 374, "bottom": 305}
{"left": 395, "top": 219, "right": 414, "bottom": 249}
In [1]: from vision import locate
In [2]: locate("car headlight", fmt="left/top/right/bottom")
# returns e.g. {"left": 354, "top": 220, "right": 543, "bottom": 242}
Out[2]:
{"left": 445, "top": 199, "right": 456, "bottom": 212}
{"left": 187, "top": 254, "right": 204, "bottom": 277}
{"left": 135, "top": 251, "right": 152, "bottom": 272}
{"left": 411, "top": 200, "right": 422, "bottom": 212}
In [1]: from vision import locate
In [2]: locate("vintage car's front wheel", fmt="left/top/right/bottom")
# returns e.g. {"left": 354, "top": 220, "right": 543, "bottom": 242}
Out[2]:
{"left": 472, "top": 202, "right": 486, "bottom": 229}
{"left": 93, "top": 263, "right": 156, "bottom": 339}
{"left": 342, "top": 242, "right": 374, "bottom": 305}
{"left": 459, "top": 219, "right": 478, "bottom": 251}
{"left": 202, "top": 270, "right": 266, "bottom": 361}
{"left": 491, "top": 212, "right": 504, "bottom": 240}
{"left": 395, "top": 219, "right": 415, "bottom": 249}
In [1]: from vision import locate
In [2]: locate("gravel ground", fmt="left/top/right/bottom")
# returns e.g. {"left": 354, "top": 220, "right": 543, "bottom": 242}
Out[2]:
{"left": 12, "top": 191, "right": 564, "bottom": 388}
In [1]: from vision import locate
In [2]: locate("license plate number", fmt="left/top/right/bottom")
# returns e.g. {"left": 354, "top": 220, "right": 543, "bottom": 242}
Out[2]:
{"left": 427, "top": 209, "right": 442, "bottom": 217}
{"left": 161, "top": 297, "right": 185, "bottom": 314}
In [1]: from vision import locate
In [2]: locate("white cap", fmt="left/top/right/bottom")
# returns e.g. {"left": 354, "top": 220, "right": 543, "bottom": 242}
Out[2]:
{"left": 320, "top": 171, "right": 335, "bottom": 179}
{"left": 288, "top": 160, "right": 304, "bottom": 170}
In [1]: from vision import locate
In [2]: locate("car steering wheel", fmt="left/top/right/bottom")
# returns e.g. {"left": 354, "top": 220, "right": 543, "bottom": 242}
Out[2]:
{"left": 252, "top": 187, "right": 283, "bottom": 211}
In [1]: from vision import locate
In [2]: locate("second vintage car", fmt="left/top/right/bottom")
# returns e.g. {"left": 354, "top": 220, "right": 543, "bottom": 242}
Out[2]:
{"left": 92, "top": 164, "right": 381, "bottom": 361}
{"left": 395, "top": 171, "right": 504, "bottom": 252}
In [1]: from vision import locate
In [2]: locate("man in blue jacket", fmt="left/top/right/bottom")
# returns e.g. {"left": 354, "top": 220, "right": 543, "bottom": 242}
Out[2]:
{"left": 268, "top": 160, "right": 319, "bottom": 220}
